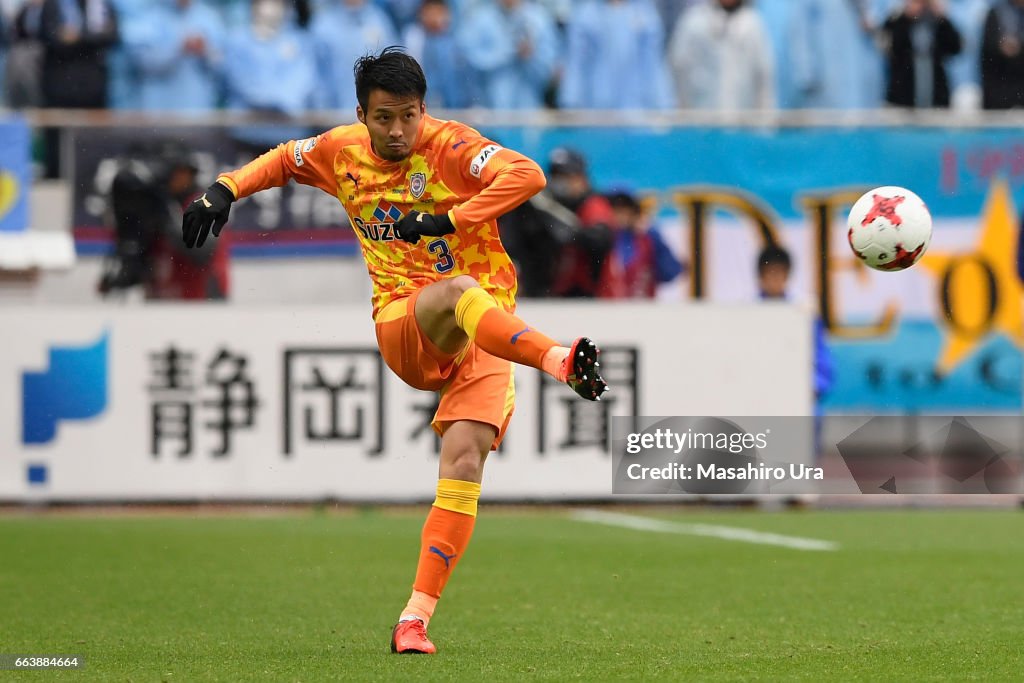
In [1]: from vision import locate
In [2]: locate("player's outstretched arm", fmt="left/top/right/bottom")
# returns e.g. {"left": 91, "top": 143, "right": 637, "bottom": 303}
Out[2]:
{"left": 182, "top": 132, "right": 339, "bottom": 249}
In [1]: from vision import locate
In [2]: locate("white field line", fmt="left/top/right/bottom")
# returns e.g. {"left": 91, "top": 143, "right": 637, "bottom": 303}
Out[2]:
{"left": 570, "top": 509, "right": 840, "bottom": 552}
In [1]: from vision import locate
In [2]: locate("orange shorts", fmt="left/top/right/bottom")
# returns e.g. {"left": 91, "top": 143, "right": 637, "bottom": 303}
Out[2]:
{"left": 374, "top": 288, "right": 515, "bottom": 450}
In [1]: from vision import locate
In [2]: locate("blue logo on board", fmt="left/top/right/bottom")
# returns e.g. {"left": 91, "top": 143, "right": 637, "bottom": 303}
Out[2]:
{"left": 22, "top": 332, "right": 109, "bottom": 444}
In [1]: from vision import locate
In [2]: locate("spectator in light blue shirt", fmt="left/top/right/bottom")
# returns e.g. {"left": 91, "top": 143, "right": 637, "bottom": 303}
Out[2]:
{"left": 311, "top": 0, "right": 398, "bottom": 113}
{"left": 559, "top": 0, "right": 674, "bottom": 110}
{"left": 106, "top": 0, "right": 149, "bottom": 108}
{"left": 780, "top": 0, "right": 888, "bottom": 109}
{"left": 755, "top": 0, "right": 795, "bottom": 108}
{"left": 458, "top": 0, "right": 557, "bottom": 109}
{"left": 124, "top": 0, "right": 224, "bottom": 112}
{"left": 223, "top": 0, "right": 317, "bottom": 145}
{"left": 403, "top": 0, "right": 472, "bottom": 108}
{"left": 945, "top": 0, "right": 991, "bottom": 108}
{"left": 379, "top": 0, "right": 423, "bottom": 32}
{"left": 208, "top": 0, "right": 250, "bottom": 26}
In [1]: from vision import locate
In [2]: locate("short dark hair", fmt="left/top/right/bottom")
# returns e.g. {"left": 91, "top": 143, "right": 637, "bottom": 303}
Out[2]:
{"left": 757, "top": 244, "right": 791, "bottom": 275}
{"left": 353, "top": 46, "right": 427, "bottom": 111}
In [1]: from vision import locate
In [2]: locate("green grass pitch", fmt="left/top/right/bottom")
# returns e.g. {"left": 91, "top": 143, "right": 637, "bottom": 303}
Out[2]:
{"left": 1, "top": 508, "right": 1021, "bottom": 681}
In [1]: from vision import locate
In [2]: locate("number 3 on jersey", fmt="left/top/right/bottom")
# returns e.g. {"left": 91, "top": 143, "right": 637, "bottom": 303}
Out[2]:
{"left": 427, "top": 238, "right": 455, "bottom": 273}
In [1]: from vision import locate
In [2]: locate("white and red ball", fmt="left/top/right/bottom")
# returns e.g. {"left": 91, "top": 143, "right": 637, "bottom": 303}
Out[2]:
{"left": 847, "top": 186, "right": 932, "bottom": 271}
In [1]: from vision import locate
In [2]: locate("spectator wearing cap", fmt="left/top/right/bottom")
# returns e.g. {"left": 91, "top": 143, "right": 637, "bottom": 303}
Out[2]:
{"left": 546, "top": 147, "right": 614, "bottom": 298}
{"left": 597, "top": 189, "right": 682, "bottom": 298}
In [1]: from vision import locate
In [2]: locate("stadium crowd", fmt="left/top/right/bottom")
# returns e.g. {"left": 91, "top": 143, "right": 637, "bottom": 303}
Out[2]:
{"left": 6, "top": 0, "right": 1024, "bottom": 304}
{"left": 1, "top": 0, "right": 1024, "bottom": 112}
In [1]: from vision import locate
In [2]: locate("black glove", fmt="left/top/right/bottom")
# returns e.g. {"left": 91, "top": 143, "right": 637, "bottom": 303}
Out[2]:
{"left": 393, "top": 210, "right": 455, "bottom": 244}
{"left": 182, "top": 182, "right": 234, "bottom": 249}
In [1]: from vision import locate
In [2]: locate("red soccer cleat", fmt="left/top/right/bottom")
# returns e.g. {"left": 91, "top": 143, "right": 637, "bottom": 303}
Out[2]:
{"left": 390, "top": 618, "right": 437, "bottom": 654}
{"left": 563, "top": 337, "right": 609, "bottom": 401}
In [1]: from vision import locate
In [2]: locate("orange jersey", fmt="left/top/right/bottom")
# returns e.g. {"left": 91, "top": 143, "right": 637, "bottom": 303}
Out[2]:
{"left": 217, "top": 114, "right": 546, "bottom": 318}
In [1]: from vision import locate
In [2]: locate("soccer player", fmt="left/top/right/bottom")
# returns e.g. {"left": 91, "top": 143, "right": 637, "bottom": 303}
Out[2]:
{"left": 181, "top": 47, "right": 608, "bottom": 654}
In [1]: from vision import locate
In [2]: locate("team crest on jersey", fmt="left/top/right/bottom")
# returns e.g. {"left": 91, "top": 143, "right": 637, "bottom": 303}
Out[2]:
{"left": 409, "top": 172, "right": 426, "bottom": 199}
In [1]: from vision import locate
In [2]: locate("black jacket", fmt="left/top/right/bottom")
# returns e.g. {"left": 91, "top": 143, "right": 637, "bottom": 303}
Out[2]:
{"left": 881, "top": 13, "right": 962, "bottom": 108}
{"left": 981, "top": 7, "right": 1024, "bottom": 109}
{"left": 38, "top": 0, "right": 118, "bottom": 108}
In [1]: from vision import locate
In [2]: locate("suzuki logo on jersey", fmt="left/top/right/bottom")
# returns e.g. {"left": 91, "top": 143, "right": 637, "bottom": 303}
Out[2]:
{"left": 353, "top": 216, "right": 398, "bottom": 241}
{"left": 355, "top": 200, "right": 406, "bottom": 241}
{"left": 409, "top": 172, "right": 426, "bottom": 199}
{"left": 469, "top": 144, "right": 501, "bottom": 178}
{"left": 22, "top": 331, "right": 109, "bottom": 444}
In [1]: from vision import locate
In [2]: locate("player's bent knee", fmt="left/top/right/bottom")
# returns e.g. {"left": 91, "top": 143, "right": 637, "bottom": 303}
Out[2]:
{"left": 439, "top": 422, "right": 494, "bottom": 481}
{"left": 434, "top": 275, "right": 480, "bottom": 314}
{"left": 443, "top": 449, "right": 484, "bottom": 482}
{"left": 448, "top": 275, "right": 479, "bottom": 297}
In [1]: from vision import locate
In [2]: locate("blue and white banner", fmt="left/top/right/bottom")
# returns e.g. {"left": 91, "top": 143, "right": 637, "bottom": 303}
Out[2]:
{"left": 0, "top": 304, "right": 809, "bottom": 501}
{"left": 0, "top": 117, "right": 31, "bottom": 233}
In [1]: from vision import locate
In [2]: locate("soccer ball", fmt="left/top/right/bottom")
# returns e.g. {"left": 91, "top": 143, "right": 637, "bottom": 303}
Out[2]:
{"left": 847, "top": 186, "right": 932, "bottom": 271}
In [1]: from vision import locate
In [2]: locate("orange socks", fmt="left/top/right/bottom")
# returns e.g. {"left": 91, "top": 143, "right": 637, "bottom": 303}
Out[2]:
{"left": 454, "top": 287, "right": 564, "bottom": 373}
{"left": 398, "top": 289, "right": 572, "bottom": 627}
{"left": 543, "top": 345, "right": 572, "bottom": 381}
{"left": 400, "top": 478, "right": 481, "bottom": 626}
